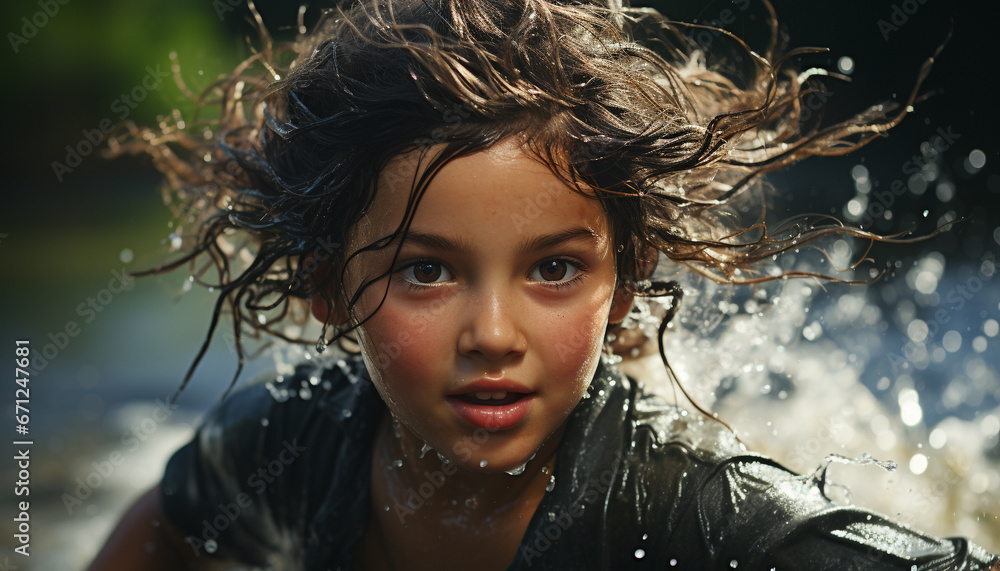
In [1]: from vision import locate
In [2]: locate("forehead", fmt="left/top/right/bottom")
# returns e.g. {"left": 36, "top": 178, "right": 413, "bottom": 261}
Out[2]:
{"left": 348, "top": 137, "right": 609, "bottom": 250}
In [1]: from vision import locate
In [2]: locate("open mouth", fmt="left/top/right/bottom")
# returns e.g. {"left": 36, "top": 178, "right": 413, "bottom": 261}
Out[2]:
{"left": 452, "top": 391, "right": 527, "bottom": 406}
{"left": 446, "top": 392, "right": 536, "bottom": 431}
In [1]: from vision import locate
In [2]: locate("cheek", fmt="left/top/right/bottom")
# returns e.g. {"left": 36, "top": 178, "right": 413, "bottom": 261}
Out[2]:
{"left": 537, "top": 288, "right": 613, "bottom": 382}
{"left": 356, "top": 299, "right": 450, "bottom": 405}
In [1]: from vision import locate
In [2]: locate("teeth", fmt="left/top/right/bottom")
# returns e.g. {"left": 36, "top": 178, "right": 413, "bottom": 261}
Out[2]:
{"left": 472, "top": 390, "right": 508, "bottom": 400}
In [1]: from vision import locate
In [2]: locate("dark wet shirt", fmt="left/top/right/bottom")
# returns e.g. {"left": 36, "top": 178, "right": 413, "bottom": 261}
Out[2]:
{"left": 161, "top": 354, "right": 998, "bottom": 570}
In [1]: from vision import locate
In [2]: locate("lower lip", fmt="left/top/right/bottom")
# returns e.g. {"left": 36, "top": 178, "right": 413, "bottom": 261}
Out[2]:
{"left": 446, "top": 394, "right": 535, "bottom": 431}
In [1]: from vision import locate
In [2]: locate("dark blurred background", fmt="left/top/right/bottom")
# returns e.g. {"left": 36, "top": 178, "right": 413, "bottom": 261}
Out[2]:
{"left": 0, "top": 0, "right": 997, "bottom": 567}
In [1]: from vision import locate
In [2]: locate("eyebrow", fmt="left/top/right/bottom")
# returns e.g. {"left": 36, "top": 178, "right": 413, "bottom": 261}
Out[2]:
{"left": 393, "top": 226, "right": 600, "bottom": 256}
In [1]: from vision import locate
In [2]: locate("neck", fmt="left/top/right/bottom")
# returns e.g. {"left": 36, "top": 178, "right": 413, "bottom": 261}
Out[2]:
{"left": 374, "top": 413, "right": 564, "bottom": 521}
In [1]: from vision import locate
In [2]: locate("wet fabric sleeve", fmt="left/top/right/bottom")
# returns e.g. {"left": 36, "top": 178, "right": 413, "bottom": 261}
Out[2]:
{"left": 698, "top": 456, "right": 999, "bottom": 571}
{"left": 159, "top": 381, "right": 321, "bottom": 568}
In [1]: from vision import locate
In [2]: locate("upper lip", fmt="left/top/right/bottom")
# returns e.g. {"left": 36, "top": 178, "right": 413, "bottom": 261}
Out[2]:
{"left": 448, "top": 379, "right": 533, "bottom": 396}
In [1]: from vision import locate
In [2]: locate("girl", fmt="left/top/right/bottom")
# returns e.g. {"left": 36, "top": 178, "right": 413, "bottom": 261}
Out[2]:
{"left": 91, "top": 0, "right": 998, "bottom": 569}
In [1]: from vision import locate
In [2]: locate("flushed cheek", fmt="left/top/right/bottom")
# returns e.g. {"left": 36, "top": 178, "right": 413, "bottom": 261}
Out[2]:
{"left": 357, "top": 301, "right": 453, "bottom": 408}
{"left": 536, "top": 297, "right": 611, "bottom": 387}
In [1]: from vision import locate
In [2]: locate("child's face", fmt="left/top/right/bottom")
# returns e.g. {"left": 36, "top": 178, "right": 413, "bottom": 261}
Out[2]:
{"left": 325, "top": 136, "right": 632, "bottom": 473}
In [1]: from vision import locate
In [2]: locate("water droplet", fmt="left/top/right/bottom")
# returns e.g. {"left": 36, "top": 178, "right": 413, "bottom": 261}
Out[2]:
{"left": 541, "top": 466, "right": 550, "bottom": 474}
{"left": 384, "top": 505, "right": 390, "bottom": 511}
{"left": 299, "top": 387, "right": 312, "bottom": 400}
{"left": 670, "top": 559, "right": 677, "bottom": 566}
{"left": 635, "top": 549, "right": 646, "bottom": 559}
{"left": 341, "top": 408, "right": 352, "bottom": 418}
{"left": 260, "top": 418, "right": 269, "bottom": 427}
{"left": 480, "top": 460, "right": 488, "bottom": 468}
{"left": 465, "top": 497, "right": 478, "bottom": 509}
{"left": 205, "top": 539, "right": 218, "bottom": 554}
{"left": 730, "top": 560, "right": 739, "bottom": 568}
{"left": 393, "top": 459, "right": 403, "bottom": 468}
{"left": 545, "top": 475, "right": 556, "bottom": 492}
{"left": 505, "top": 462, "right": 528, "bottom": 476}
{"left": 547, "top": 511, "right": 556, "bottom": 522}
{"left": 642, "top": 533, "right": 648, "bottom": 540}
{"left": 420, "top": 443, "right": 433, "bottom": 458}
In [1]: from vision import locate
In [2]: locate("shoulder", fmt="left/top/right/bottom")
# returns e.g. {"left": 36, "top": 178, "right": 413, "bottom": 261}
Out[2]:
{"left": 619, "top": 377, "right": 998, "bottom": 570}
{"left": 195, "top": 352, "right": 373, "bottom": 448}
{"left": 160, "top": 352, "right": 379, "bottom": 564}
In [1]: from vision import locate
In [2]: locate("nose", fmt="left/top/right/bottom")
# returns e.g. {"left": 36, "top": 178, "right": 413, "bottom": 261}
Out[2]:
{"left": 457, "top": 286, "right": 527, "bottom": 361}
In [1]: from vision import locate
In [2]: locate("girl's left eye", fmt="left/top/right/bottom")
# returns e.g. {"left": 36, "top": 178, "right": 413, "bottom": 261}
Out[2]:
{"left": 529, "top": 258, "right": 583, "bottom": 284}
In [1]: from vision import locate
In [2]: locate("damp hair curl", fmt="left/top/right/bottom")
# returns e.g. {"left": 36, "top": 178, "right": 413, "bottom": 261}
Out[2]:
{"left": 106, "top": 0, "right": 943, "bottom": 404}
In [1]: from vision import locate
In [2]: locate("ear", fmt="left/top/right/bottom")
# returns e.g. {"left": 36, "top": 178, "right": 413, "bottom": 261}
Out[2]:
{"left": 306, "top": 255, "right": 349, "bottom": 326}
{"left": 608, "top": 283, "right": 634, "bottom": 325}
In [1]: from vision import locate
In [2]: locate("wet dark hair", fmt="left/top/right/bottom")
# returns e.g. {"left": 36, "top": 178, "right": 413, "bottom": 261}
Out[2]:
{"left": 106, "top": 0, "right": 941, "bottom": 405}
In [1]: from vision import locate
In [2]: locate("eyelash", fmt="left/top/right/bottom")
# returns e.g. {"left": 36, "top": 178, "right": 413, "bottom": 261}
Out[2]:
{"left": 393, "top": 257, "right": 589, "bottom": 291}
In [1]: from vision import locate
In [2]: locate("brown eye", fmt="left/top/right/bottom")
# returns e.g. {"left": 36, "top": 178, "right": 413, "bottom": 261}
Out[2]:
{"left": 531, "top": 259, "right": 580, "bottom": 283}
{"left": 400, "top": 261, "right": 451, "bottom": 286}
{"left": 538, "top": 259, "right": 567, "bottom": 281}
{"left": 412, "top": 262, "right": 441, "bottom": 283}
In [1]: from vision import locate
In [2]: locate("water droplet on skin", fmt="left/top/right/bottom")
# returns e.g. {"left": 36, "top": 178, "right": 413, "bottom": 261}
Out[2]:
{"left": 634, "top": 549, "right": 646, "bottom": 559}
{"left": 505, "top": 462, "right": 528, "bottom": 476}
{"left": 545, "top": 475, "right": 556, "bottom": 492}
{"left": 541, "top": 466, "right": 550, "bottom": 474}
{"left": 730, "top": 560, "right": 739, "bottom": 568}
{"left": 420, "top": 443, "right": 433, "bottom": 458}
{"left": 642, "top": 533, "right": 648, "bottom": 540}
{"left": 384, "top": 505, "right": 390, "bottom": 511}
{"left": 480, "top": 460, "right": 488, "bottom": 468}
{"left": 670, "top": 559, "right": 677, "bottom": 566}
{"left": 205, "top": 539, "right": 218, "bottom": 554}
{"left": 436, "top": 451, "right": 452, "bottom": 465}
{"left": 393, "top": 459, "right": 403, "bottom": 468}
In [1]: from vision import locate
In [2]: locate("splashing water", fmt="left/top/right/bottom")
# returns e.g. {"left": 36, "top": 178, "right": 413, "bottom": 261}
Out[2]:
{"left": 618, "top": 243, "right": 1000, "bottom": 546}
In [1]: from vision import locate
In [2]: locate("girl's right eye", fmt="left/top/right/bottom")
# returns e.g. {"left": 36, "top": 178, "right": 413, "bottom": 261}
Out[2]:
{"left": 397, "top": 260, "right": 453, "bottom": 287}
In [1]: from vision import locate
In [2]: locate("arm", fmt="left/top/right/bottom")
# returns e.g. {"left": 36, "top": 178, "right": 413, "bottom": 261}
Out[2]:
{"left": 88, "top": 484, "right": 230, "bottom": 571}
